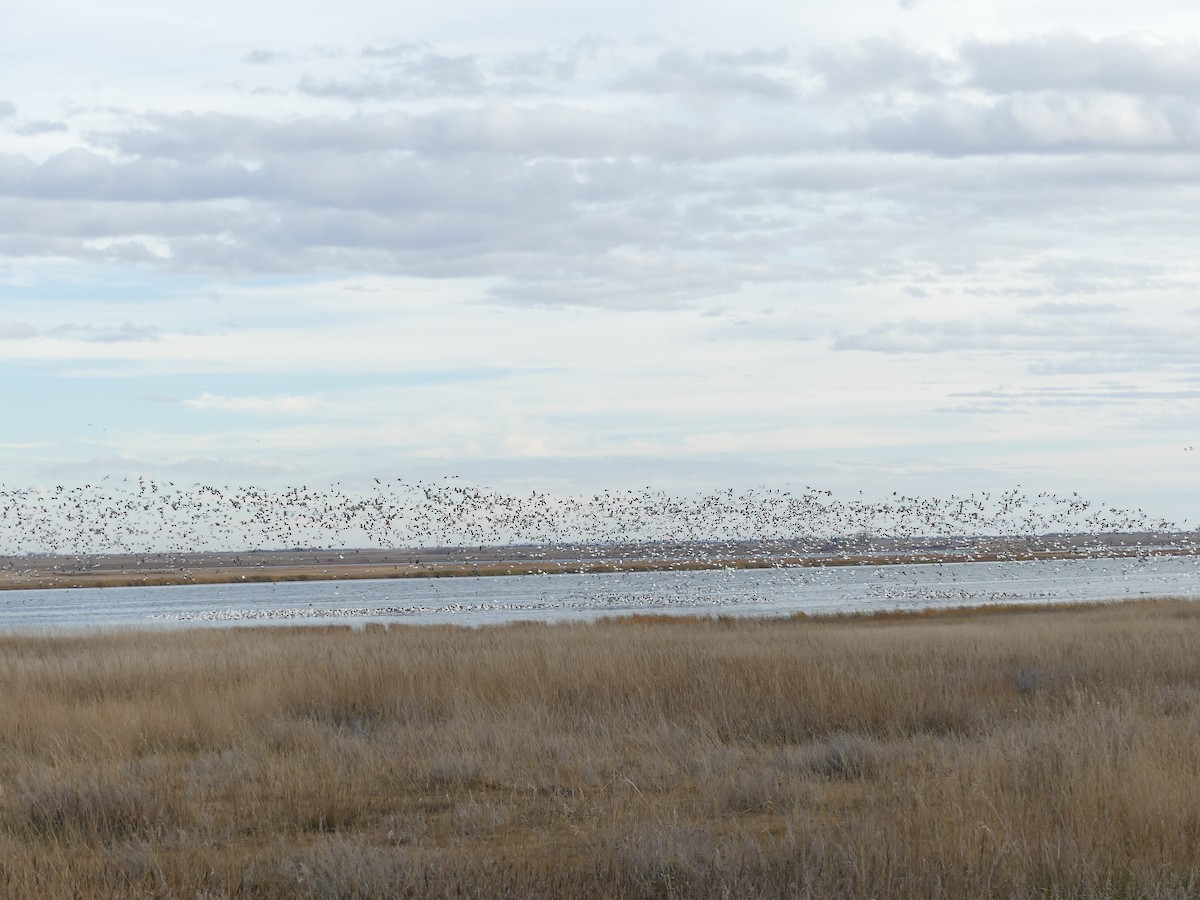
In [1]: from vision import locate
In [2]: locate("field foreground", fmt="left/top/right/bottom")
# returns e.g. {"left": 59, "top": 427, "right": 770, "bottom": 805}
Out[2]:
{"left": 1, "top": 601, "right": 1200, "bottom": 897}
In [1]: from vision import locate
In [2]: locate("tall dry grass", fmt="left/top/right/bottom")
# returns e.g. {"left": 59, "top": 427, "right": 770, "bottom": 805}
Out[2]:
{"left": 1, "top": 600, "right": 1199, "bottom": 896}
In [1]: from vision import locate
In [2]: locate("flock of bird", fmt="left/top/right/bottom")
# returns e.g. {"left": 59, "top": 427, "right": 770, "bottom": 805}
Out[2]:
{"left": 0, "top": 476, "right": 1188, "bottom": 559}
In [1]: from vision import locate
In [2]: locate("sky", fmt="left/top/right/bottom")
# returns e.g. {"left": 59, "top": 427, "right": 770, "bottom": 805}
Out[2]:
{"left": 2, "top": 0, "right": 1199, "bottom": 527}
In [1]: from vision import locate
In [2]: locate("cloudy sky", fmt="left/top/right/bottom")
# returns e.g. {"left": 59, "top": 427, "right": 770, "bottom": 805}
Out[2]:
{"left": 3, "top": 0, "right": 1199, "bottom": 523}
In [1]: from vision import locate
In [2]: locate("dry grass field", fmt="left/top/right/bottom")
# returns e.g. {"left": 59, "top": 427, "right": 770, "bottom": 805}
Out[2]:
{"left": 1, "top": 599, "right": 1199, "bottom": 897}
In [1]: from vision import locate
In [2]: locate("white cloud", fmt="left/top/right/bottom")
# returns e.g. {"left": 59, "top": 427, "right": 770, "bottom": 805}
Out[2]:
{"left": 184, "top": 392, "right": 323, "bottom": 414}
{"left": 6, "top": 12, "right": 1200, "bottom": 522}
{"left": 833, "top": 310, "right": 1200, "bottom": 362}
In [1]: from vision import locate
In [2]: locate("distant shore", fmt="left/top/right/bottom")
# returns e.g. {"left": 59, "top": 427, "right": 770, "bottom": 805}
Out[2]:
{"left": 0, "top": 542, "right": 1194, "bottom": 591}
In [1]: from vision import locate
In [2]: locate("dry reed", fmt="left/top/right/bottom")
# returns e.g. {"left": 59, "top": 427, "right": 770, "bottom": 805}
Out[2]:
{"left": 0, "top": 599, "right": 1198, "bottom": 896}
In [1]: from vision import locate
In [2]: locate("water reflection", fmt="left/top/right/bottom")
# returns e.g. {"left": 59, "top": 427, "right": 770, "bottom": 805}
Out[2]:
{"left": 2, "top": 555, "right": 1197, "bottom": 632}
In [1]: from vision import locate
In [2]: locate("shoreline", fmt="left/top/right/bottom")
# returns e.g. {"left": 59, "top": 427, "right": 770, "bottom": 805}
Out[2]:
{"left": 0, "top": 544, "right": 1194, "bottom": 591}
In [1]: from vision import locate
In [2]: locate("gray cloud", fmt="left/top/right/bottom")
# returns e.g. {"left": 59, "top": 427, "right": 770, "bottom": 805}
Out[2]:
{"left": 48, "top": 323, "right": 161, "bottom": 343}
{"left": 0, "top": 320, "right": 37, "bottom": 339}
{"left": 619, "top": 47, "right": 798, "bottom": 99}
{"left": 0, "top": 149, "right": 259, "bottom": 203}
{"left": 3, "top": 36, "right": 1200, "bottom": 311}
{"left": 1024, "top": 301, "right": 1122, "bottom": 316}
{"left": 811, "top": 39, "right": 950, "bottom": 94}
{"left": 944, "top": 383, "right": 1200, "bottom": 413}
{"left": 2, "top": 129, "right": 1196, "bottom": 309}
{"left": 97, "top": 106, "right": 814, "bottom": 165}
{"left": 494, "top": 36, "right": 612, "bottom": 83}
{"left": 964, "top": 34, "right": 1200, "bottom": 96}
{"left": 866, "top": 94, "right": 1200, "bottom": 155}
{"left": 359, "top": 42, "right": 425, "bottom": 60}
{"left": 0, "top": 320, "right": 159, "bottom": 343}
{"left": 299, "top": 46, "right": 489, "bottom": 99}
{"left": 244, "top": 49, "right": 290, "bottom": 65}
{"left": 297, "top": 39, "right": 801, "bottom": 101}
{"left": 0, "top": 101, "right": 14, "bottom": 119}
{"left": 0, "top": 197, "right": 242, "bottom": 246}
{"left": 14, "top": 120, "right": 69, "bottom": 135}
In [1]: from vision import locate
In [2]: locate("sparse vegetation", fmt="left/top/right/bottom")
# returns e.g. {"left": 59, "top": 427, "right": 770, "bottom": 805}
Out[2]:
{"left": 1, "top": 599, "right": 1200, "bottom": 896}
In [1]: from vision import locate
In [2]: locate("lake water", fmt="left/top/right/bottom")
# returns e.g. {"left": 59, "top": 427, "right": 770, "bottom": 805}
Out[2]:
{"left": 1, "top": 554, "right": 1199, "bottom": 632}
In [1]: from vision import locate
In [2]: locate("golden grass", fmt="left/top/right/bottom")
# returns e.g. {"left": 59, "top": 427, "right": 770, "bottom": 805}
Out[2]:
{"left": 1, "top": 600, "right": 1200, "bottom": 896}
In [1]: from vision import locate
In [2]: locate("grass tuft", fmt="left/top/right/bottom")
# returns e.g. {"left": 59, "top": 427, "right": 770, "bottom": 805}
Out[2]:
{"left": 0, "top": 598, "right": 1198, "bottom": 895}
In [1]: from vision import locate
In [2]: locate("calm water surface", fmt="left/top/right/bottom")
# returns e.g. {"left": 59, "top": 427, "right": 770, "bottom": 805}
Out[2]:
{"left": 2, "top": 555, "right": 1198, "bottom": 632}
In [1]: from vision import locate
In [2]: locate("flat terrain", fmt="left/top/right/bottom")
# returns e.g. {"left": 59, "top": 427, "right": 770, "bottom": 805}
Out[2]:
{"left": 1, "top": 533, "right": 1192, "bottom": 590}
{"left": 1, "top": 599, "right": 1199, "bottom": 896}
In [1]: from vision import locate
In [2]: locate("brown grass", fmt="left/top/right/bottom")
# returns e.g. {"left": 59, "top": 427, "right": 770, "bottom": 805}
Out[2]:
{"left": 1, "top": 599, "right": 1200, "bottom": 896}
